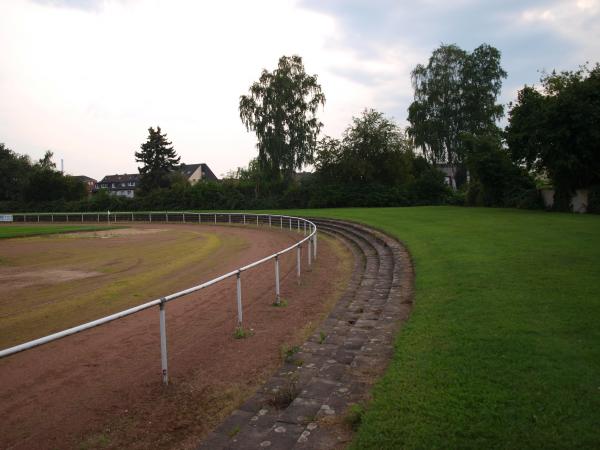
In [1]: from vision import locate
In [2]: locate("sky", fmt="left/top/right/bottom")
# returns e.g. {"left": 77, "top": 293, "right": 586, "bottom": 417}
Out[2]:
{"left": 0, "top": 0, "right": 598, "bottom": 180}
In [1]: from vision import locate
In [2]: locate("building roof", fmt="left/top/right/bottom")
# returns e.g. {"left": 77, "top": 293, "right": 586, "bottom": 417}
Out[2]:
{"left": 179, "top": 163, "right": 202, "bottom": 178}
{"left": 178, "top": 163, "right": 218, "bottom": 181}
{"left": 74, "top": 175, "right": 97, "bottom": 183}
{"left": 97, "top": 164, "right": 218, "bottom": 186}
{"left": 99, "top": 173, "right": 140, "bottom": 183}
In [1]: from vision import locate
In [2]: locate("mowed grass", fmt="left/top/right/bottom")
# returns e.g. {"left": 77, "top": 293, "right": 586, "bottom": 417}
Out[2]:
{"left": 279, "top": 207, "right": 600, "bottom": 449}
{"left": 0, "top": 225, "right": 120, "bottom": 239}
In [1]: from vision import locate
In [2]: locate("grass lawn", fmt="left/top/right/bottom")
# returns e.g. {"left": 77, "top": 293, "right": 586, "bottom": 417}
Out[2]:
{"left": 280, "top": 206, "right": 600, "bottom": 449}
{"left": 0, "top": 225, "right": 120, "bottom": 239}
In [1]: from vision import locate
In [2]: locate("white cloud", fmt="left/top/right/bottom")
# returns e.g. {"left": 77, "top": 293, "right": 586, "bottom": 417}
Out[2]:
{"left": 1, "top": 0, "right": 598, "bottom": 180}
{"left": 0, "top": 0, "right": 380, "bottom": 178}
{"left": 519, "top": 0, "right": 600, "bottom": 63}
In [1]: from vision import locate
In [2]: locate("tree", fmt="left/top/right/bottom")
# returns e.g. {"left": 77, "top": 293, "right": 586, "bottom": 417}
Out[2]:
{"left": 407, "top": 44, "right": 507, "bottom": 170}
{"left": 23, "top": 150, "right": 86, "bottom": 202}
{"left": 239, "top": 55, "right": 325, "bottom": 182}
{"left": 463, "top": 133, "right": 536, "bottom": 207}
{"left": 38, "top": 150, "right": 57, "bottom": 170}
{"left": 135, "top": 126, "right": 180, "bottom": 194}
{"left": 0, "top": 143, "right": 33, "bottom": 201}
{"left": 316, "top": 109, "right": 413, "bottom": 185}
{"left": 506, "top": 63, "right": 600, "bottom": 204}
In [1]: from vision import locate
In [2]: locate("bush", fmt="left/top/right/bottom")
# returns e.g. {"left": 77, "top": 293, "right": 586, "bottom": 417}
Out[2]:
{"left": 587, "top": 185, "right": 600, "bottom": 214}
{"left": 408, "top": 168, "right": 452, "bottom": 205}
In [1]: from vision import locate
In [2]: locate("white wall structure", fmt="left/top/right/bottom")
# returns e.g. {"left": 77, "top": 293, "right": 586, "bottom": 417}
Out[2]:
{"left": 540, "top": 188, "right": 589, "bottom": 213}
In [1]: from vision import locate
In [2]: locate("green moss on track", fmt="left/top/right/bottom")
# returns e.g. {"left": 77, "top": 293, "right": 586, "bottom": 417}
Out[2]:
{"left": 0, "top": 225, "right": 121, "bottom": 239}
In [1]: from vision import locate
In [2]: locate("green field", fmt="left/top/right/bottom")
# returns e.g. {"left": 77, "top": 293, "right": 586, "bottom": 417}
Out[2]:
{"left": 0, "top": 225, "right": 120, "bottom": 239}
{"left": 281, "top": 207, "right": 600, "bottom": 449}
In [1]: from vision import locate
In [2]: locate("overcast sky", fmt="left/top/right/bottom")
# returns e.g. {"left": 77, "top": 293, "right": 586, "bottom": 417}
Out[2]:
{"left": 0, "top": 0, "right": 598, "bottom": 180}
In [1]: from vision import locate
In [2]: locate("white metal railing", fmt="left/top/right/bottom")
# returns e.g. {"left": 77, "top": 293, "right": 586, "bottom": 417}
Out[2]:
{"left": 0, "top": 212, "right": 318, "bottom": 385}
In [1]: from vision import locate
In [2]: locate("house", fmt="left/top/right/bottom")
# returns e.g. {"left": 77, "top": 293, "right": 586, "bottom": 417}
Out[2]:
{"left": 96, "top": 173, "right": 139, "bottom": 198}
{"left": 178, "top": 163, "right": 218, "bottom": 183}
{"left": 74, "top": 175, "right": 97, "bottom": 195}
{"left": 95, "top": 164, "right": 217, "bottom": 198}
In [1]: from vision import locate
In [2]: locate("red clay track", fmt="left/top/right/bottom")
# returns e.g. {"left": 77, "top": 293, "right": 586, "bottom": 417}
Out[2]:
{"left": 0, "top": 224, "right": 350, "bottom": 450}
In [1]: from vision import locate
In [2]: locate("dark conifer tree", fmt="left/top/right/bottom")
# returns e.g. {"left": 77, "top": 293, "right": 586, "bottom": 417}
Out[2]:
{"left": 135, "top": 126, "right": 180, "bottom": 193}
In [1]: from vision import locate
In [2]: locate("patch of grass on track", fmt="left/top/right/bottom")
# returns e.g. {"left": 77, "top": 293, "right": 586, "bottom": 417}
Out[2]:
{"left": 270, "top": 206, "right": 600, "bottom": 449}
{"left": 0, "top": 229, "right": 236, "bottom": 348}
{"left": 0, "top": 225, "right": 121, "bottom": 239}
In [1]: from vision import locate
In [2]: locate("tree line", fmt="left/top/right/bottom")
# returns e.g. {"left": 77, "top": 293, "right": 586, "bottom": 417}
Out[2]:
{"left": 1, "top": 47, "right": 598, "bottom": 213}
{"left": 0, "top": 146, "right": 87, "bottom": 204}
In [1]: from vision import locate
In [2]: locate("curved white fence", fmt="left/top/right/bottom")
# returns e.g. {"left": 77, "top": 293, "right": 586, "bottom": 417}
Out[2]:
{"left": 0, "top": 212, "right": 318, "bottom": 385}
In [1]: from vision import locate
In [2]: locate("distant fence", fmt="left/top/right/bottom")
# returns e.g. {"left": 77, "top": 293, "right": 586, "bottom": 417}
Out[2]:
{"left": 0, "top": 212, "right": 317, "bottom": 385}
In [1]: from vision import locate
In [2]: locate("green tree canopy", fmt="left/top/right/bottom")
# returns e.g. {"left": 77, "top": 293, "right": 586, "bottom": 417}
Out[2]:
{"left": 0, "top": 144, "right": 86, "bottom": 202}
{"left": 239, "top": 55, "right": 325, "bottom": 182}
{"left": 463, "top": 133, "right": 535, "bottom": 207}
{"left": 135, "top": 126, "right": 180, "bottom": 194}
{"left": 315, "top": 109, "right": 413, "bottom": 186}
{"left": 506, "top": 63, "right": 600, "bottom": 199}
{"left": 407, "top": 43, "right": 507, "bottom": 166}
{"left": 37, "top": 150, "right": 57, "bottom": 170}
{"left": 0, "top": 143, "right": 32, "bottom": 201}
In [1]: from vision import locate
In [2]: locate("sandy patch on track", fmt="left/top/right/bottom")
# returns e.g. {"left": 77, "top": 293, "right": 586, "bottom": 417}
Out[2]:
{"left": 61, "top": 227, "right": 167, "bottom": 238}
{"left": 0, "top": 268, "right": 101, "bottom": 289}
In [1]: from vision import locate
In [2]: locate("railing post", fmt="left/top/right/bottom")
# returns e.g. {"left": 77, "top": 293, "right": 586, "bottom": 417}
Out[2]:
{"left": 256, "top": 215, "right": 259, "bottom": 226}
{"left": 307, "top": 236, "right": 312, "bottom": 267}
{"left": 37, "top": 215, "right": 40, "bottom": 222}
{"left": 66, "top": 215, "right": 69, "bottom": 223}
{"left": 297, "top": 219, "right": 300, "bottom": 232}
{"left": 289, "top": 218, "right": 291, "bottom": 231}
{"left": 297, "top": 245, "right": 301, "bottom": 284}
{"left": 131, "top": 212, "right": 134, "bottom": 222}
{"left": 280, "top": 216, "right": 283, "bottom": 229}
{"left": 275, "top": 255, "right": 281, "bottom": 304}
{"left": 313, "top": 233, "right": 317, "bottom": 260}
{"left": 236, "top": 271, "right": 243, "bottom": 326}
{"left": 183, "top": 213, "right": 185, "bottom": 223}
{"left": 159, "top": 298, "right": 169, "bottom": 385}
{"left": 165, "top": 212, "right": 168, "bottom": 222}
{"left": 214, "top": 214, "right": 217, "bottom": 224}
{"left": 229, "top": 214, "right": 231, "bottom": 224}
{"left": 269, "top": 215, "right": 272, "bottom": 227}
{"left": 304, "top": 221, "right": 306, "bottom": 235}
{"left": 243, "top": 214, "right": 246, "bottom": 225}
{"left": 198, "top": 213, "right": 201, "bottom": 224}
{"left": 51, "top": 214, "right": 54, "bottom": 223}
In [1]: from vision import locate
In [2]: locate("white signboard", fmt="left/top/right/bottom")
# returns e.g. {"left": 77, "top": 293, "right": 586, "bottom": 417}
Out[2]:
{"left": 0, "top": 214, "right": 14, "bottom": 222}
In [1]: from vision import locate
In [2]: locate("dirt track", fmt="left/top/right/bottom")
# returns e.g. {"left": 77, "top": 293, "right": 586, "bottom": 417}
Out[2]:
{"left": 0, "top": 224, "right": 350, "bottom": 449}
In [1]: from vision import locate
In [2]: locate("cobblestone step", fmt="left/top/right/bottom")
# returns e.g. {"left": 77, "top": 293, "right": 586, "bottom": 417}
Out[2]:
{"left": 197, "top": 220, "right": 414, "bottom": 450}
